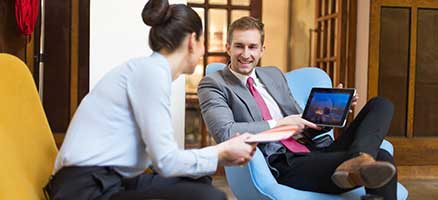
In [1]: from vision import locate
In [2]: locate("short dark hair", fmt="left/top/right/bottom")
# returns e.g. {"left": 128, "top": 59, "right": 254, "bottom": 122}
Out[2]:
{"left": 142, "top": 0, "right": 203, "bottom": 52}
{"left": 227, "top": 16, "right": 264, "bottom": 45}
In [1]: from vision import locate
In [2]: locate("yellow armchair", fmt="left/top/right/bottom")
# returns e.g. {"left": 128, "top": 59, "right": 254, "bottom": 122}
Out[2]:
{"left": 0, "top": 53, "right": 58, "bottom": 200}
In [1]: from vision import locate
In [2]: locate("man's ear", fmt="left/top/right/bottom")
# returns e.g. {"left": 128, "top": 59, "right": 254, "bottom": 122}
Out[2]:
{"left": 260, "top": 45, "right": 265, "bottom": 56}
{"left": 225, "top": 43, "right": 231, "bottom": 56}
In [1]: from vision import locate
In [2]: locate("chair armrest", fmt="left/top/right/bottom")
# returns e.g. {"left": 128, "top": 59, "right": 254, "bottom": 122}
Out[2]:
{"left": 229, "top": 147, "right": 362, "bottom": 200}
{"left": 380, "top": 139, "right": 394, "bottom": 155}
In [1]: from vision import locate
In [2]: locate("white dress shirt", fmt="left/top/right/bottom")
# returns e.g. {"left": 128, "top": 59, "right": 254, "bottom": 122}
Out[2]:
{"left": 229, "top": 67, "right": 284, "bottom": 128}
{"left": 54, "top": 52, "right": 218, "bottom": 178}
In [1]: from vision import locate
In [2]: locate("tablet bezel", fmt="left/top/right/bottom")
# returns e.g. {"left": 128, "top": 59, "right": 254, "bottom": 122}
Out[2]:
{"left": 302, "top": 87, "right": 356, "bottom": 128}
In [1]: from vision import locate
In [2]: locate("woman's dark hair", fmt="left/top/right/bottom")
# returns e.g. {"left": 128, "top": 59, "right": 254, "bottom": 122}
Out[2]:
{"left": 142, "top": 0, "right": 203, "bottom": 52}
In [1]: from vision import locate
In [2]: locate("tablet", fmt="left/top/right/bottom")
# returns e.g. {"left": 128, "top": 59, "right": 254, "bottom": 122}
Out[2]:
{"left": 302, "top": 88, "right": 356, "bottom": 127}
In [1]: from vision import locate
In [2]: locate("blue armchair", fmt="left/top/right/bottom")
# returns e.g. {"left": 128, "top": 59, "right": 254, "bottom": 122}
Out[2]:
{"left": 205, "top": 63, "right": 408, "bottom": 200}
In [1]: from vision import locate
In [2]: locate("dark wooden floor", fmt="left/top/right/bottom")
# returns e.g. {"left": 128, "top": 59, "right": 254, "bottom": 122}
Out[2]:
{"left": 212, "top": 176, "right": 438, "bottom": 200}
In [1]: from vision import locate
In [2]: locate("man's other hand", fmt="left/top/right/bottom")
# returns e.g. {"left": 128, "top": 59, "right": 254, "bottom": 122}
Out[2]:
{"left": 275, "top": 114, "right": 321, "bottom": 131}
{"left": 337, "top": 83, "right": 359, "bottom": 113}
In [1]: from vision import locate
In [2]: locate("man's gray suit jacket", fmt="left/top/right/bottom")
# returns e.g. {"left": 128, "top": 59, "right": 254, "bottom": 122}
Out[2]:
{"left": 198, "top": 66, "right": 302, "bottom": 152}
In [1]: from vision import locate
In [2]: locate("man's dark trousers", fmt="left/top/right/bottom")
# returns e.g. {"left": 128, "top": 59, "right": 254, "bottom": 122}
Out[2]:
{"left": 270, "top": 97, "right": 397, "bottom": 200}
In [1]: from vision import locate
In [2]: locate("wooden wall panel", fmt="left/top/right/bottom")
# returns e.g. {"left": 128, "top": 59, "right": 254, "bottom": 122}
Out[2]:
{"left": 78, "top": 0, "right": 90, "bottom": 103}
{"left": 369, "top": 0, "right": 438, "bottom": 167}
{"left": 378, "top": 7, "right": 410, "bottom": 136}
{"left": 43, "top": 0, "right": 72, "bottom": 133}
{"left": 388, "top": 137, "right": 438, "bottom": 165}
{"left": 414, "top": 8, "right": 438, "bottom": 136}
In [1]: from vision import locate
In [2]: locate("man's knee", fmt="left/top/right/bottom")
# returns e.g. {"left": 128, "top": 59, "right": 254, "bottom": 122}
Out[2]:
{"left": 369, "top": 97, "right": 394, "bottom": 114}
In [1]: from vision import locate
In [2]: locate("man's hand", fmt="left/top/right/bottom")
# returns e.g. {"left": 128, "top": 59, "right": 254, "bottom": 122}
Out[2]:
{"left": 275, "top": 114, "right": 321, "bottom": 132}
{"left": 216, "top": 133, "right": 257, "bottom": 166}
{"left": 337, "top": 83, "right": 359, "bottom": 113}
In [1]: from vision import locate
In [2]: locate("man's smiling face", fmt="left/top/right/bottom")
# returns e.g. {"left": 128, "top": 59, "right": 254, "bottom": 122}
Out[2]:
{"left": 226, "top": 29, "right": 264, "bottom": 75}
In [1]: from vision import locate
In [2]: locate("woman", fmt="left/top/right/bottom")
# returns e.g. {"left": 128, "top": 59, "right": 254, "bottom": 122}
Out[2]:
{"left": 46, "top": 1, "right": 256, "bottom": 199}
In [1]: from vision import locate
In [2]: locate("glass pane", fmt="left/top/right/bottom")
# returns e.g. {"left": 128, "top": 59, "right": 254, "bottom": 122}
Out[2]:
{"left": 231, "top": 10, "right": 250, "bottom": 23}
{"left": 193, "top": 8, "right": 205, "bottom": 31}
{"left": 329, "top": 19, "right": 335, "bottom": 57}
{"left": 210, "top": 0, "right": 227, "bottom": 5}
{"left": 328, "top": 61, "right": 334, "bottom": 79}
{"left": 414, "top": 8, "right": 438, "bottom": 136}
{"left": 322, "top": 20, "right": 328, "bottom": 58}
{"left": 188, "top": 0, "right": 204, "bottom": 3}
{"left": 185, "top": 58, "right": 204, "bottom": 94}
{"left": 208, "top": 9, "right": 227, "bottom": 52}
{"left": 330, "top": 0, "right": 337, "bottom": 14}
{"left": 232, "top": 0, "right": 250, "bottom": 6}
{"left": 378, "top": 7, "right": 411, "bottom": 136}
{"left": 322, "top": 0, "right": 328, "bottom": 16}
{"left": 316, "top": 21, "right": 323, "bottom": 58}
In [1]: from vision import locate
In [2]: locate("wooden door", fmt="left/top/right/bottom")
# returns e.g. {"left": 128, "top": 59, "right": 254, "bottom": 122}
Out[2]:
{"left": 369, "top": 0, "right": 438, "bottom": 175}
{"left": 314, "top": 0, "right": 357, "bottom": 89}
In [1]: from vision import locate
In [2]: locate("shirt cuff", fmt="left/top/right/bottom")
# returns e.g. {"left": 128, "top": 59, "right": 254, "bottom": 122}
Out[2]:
{"left": 268, "top": 119, "right": 277, "bottom": 128}
{"left": 197, "top": 146, "right": 219, "bottom": 175}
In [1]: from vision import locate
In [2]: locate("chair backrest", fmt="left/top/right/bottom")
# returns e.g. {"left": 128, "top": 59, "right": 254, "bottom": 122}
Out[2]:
{"left": 284, "top": 67, "right": 333, "bottom": 109}
{"left": 205, "top": 62, "right": 226, "bottom": 75}
{"left": 284, "top": 67, "right": 334, "bottom": 139}
{"left": 0, "top": 54, "right": 58, "bottom": 200}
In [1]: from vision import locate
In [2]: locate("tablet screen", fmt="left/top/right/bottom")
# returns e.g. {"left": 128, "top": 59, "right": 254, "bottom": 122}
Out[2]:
{"left": 302, "top": 88, "right": 355, "bottom": 127}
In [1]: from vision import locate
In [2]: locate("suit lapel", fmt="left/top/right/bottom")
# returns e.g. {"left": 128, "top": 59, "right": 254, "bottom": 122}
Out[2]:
{"left": 223, "top": 67, "right": 263, "bottom": 121}
{"left": 256, "top": 68, "right": 300, "bottom": 116}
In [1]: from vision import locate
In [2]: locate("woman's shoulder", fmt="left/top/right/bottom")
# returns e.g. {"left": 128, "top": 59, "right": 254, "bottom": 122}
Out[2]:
{"left": 123, "top": 54, "right": 171, "bottom": 85}
{"left": 126, "top": 53, "right": 168, "bottom": 72}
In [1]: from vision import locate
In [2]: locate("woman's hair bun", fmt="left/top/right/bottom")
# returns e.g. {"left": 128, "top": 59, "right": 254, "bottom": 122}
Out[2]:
{"left": 142, "top": 0, "right": 170, "bottom": 26}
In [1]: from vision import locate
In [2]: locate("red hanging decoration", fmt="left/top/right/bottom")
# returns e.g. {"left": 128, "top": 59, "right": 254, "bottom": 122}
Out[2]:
{"left": 15, "top": 0, "right": 40, "bottom": 36}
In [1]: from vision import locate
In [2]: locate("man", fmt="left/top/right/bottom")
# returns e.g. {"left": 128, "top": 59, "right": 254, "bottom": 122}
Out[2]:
{"left": 198, "top": 16, "right": 398, "bottom": 199}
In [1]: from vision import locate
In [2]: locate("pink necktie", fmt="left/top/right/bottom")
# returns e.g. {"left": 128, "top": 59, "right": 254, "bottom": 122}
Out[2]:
{"left": 247, "top": 77, "right": 310, "bottom": 153}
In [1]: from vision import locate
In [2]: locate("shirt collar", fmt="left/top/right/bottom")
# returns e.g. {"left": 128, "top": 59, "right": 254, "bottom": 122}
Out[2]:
{"left": 151, "top": 52, "right": 169, "bottom": 65}
{"left": 228, "top": 65, "right": 257, "bottom": 86}
{"left": 151, "top": 51, "right": 173, "bottom": 82}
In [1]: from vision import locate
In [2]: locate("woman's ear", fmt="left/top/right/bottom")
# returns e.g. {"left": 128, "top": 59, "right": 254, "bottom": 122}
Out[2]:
{"left": 187, "top": 32, "right": 197, "bottom": 53}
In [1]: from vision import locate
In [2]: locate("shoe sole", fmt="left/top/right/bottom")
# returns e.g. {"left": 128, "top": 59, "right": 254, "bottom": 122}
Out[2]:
{"left": 360, "top": 161, "right": 396, "bottom": 188}
{"left": 331, "top": 161, "right": 396, "bottom": 189}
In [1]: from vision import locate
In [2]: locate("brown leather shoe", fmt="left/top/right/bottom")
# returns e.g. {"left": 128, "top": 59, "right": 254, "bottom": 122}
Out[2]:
{"left": 331, "top": 153, "right": 396, "bottom": 189}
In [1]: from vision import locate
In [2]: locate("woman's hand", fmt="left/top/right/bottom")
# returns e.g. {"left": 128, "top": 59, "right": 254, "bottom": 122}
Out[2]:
{"left": 215, "top": 133, "right": 257, "bottom": 166}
